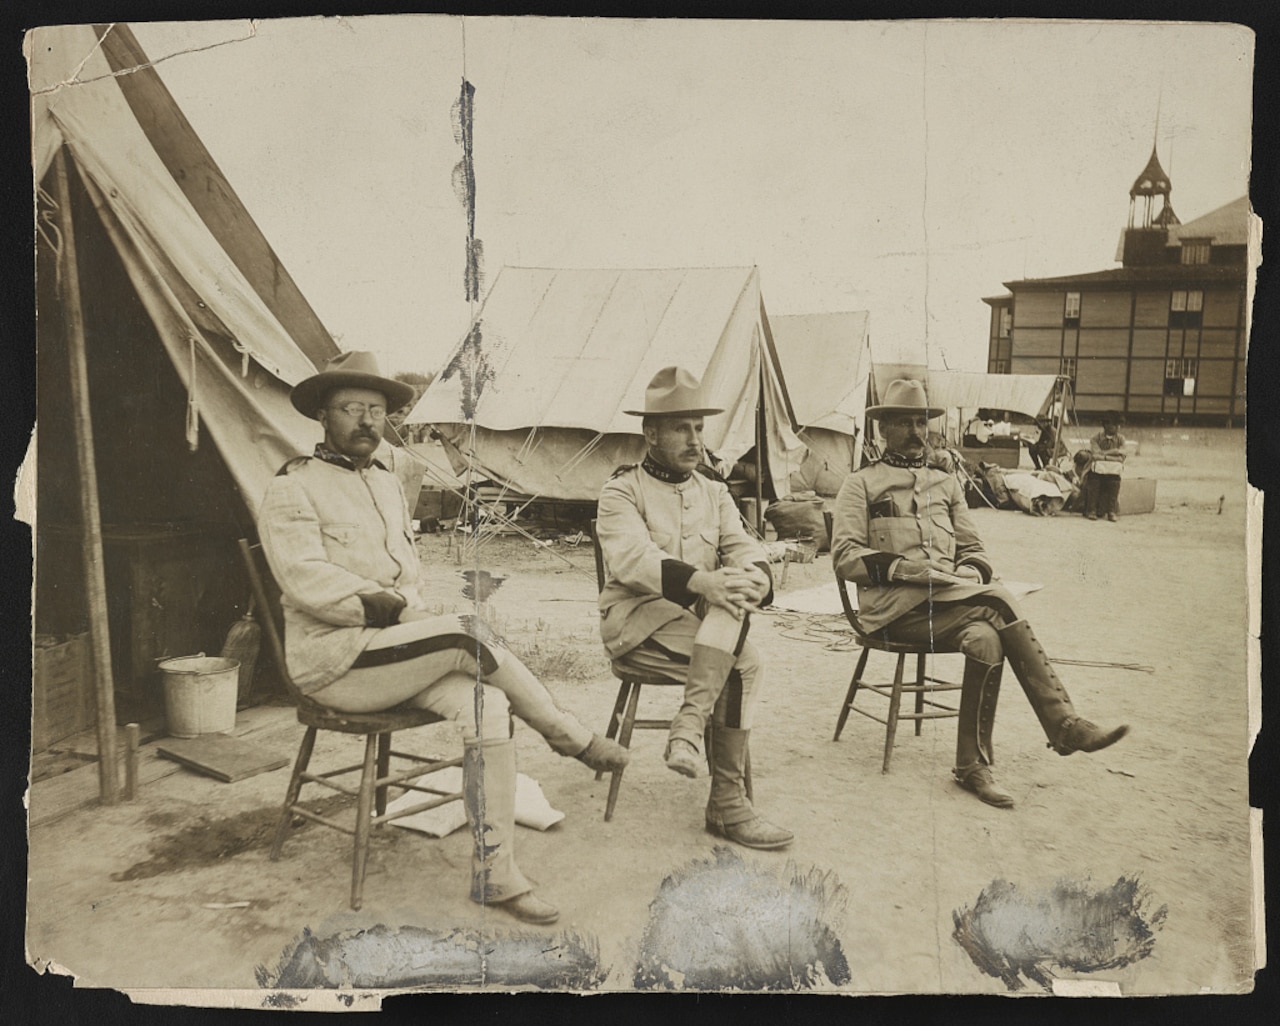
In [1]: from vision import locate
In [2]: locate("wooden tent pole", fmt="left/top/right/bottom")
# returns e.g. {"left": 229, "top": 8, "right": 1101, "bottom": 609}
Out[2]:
{"left": 52, "top": 147, "right": 120, "bottom": 805}
{"left": 754, "top": 368, "right": 764, "bottom": 534}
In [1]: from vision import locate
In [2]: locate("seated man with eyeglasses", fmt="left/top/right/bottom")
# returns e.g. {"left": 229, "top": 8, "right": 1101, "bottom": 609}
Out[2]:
{"left": 258, "top": 352, "right": 629, "bottom": 925}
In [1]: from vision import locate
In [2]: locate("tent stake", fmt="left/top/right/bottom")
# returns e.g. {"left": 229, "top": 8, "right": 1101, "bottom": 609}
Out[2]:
{"left": 52, "top": 147, "right": 121, "bottom": 805}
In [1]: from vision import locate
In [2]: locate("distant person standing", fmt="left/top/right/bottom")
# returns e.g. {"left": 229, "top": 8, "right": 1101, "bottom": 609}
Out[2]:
{"left": 1027, "top": 416, "right": 1061, "bottom": 470}
{"left": 1084, "top": 413, "right": 1126, "bottom": 521}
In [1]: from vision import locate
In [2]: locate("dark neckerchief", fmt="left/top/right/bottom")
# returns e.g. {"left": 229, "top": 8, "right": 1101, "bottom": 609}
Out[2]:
{"left": 880, "top": 450, "right": 928, "bottom": 470}
{"left": 314, "top": 444, "right": 387, "bottom": 473}
{"left": 642, "top": 451, "right": 692, "bottom": 484}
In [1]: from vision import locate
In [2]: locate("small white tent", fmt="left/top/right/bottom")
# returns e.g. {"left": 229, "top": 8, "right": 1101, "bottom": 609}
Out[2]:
{"left": 410, "top": 265, "right": 804, "bottom": 502}
{"left": 768, "top": 311, "right": 871, "bottom": 495}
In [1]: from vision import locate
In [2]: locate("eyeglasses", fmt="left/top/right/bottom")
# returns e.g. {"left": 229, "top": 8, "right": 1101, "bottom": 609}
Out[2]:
{"left": 328, "top": 402, "right": 388, "bottom": 420}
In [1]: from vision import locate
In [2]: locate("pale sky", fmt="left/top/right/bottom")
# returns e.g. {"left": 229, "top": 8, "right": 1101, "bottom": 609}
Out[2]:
{"left": 131, "top": 17, "right": 1254, "bottom": 376}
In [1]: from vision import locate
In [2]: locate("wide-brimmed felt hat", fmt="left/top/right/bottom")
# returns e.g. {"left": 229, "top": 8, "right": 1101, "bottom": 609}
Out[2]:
{"left": 290, "top": 351, "right": 416, "bottom": 419}
{"left": 865, "top": 378, "right": 943, "bottom": 420}
{"left": 624, "top": 366, "right": 723, "bottom": 418}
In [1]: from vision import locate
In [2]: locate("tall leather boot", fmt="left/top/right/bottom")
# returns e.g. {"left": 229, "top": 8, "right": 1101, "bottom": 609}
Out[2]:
{"left": 997, "top": 620, "right": 1129, "bottom": 755}
{"left": 704, "top": 726, "right": 793, "bottom": 850}
{"left": 665, "top": 645, "right": 738, "bottom": 778}
{"left": 952, "top": 658, "right": 1013, "bottom": 808}
{"left": 463, "top": 738, "right": 558, "bottom": 924}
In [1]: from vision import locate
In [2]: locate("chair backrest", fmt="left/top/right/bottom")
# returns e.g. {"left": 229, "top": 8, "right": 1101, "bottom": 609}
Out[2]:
{"left": 237, "top": 538, "right": 304, "bottom": 702}
{"left": 823, "top": 511, "right": 870, "bottom": 638}
{"left": 587, "top": 519, "right": 607, "bottom": 595}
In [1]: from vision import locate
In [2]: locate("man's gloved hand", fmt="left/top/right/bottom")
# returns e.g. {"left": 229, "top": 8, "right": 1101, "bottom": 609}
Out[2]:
{"left": 359, "top": 590, "right": 407, "bottom": 628}
{"left": 889, "top": 560, "right": 937, "bottom": 584}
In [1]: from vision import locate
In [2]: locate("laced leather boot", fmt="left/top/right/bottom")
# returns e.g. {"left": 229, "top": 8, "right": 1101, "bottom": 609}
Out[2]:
{"left": 997, "top": 619, "right": 1128, "bottom": 756}
{"left": 952, "top": 658, "right": 1013, "bottom": 808}
{"left": 704, "top": 726, "right": 793, "bottom": 850}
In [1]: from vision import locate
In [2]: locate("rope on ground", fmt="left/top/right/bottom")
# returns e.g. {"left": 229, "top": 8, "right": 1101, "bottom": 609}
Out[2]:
{"left": 763, "top": 610, "right": 861, "bottom": 652}
{"left": 764, "top": 612, "right": 1154, "bottom": 672}
{"left": 1049, "top": 658, "right": 1155, "bottom": 674}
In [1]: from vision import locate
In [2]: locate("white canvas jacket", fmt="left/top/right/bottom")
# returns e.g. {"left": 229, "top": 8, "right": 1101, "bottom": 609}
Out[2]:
{"left": 258, "top": 452, "right": 422, "bottom": 693}
{"left": 596, "top": 463, "right": 770, "bottom": 659}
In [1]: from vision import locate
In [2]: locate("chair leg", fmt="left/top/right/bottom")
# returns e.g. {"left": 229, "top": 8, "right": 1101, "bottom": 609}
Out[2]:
{"left": 270, "top": 726, "right": 317, "bottom": 861}
{"left": 882, "top": 653, "right": 907, "bottom": 774}
{"left": 375, "top": 732, "right": 392, "bottom": 820}
{"left": 834, "top": 646, "right": 871, "bottom": 741}
{"left": 597, "top": 680, "right": 631, "bottom": 781}
{"left": 350, "top": 733, "right": 379, "bottom": 911}
{"left": 914, "top": 652, "right": 927, "bottom": 736}
{"left": 604, "top": 682, "right": 642, "bottom": 822}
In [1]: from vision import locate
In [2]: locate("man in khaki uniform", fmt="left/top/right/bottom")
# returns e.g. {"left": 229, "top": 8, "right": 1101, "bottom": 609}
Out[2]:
{"left": 596, "top": 367, "right": 792, "bottom": 849}
{"left": 831, "top": 379, "right": 1128, "bottom": 808}
{"left": 259, "top": 351, "right": 627, "bottom": 924}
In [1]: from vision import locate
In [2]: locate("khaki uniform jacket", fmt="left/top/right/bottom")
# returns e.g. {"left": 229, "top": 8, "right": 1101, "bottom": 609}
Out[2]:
{"left": 258, "top": 455, "right": 423, "bottom": 693}
{"left": 831, "top": 460, "right": 996, "bottom": 634}
{"left": 596, "top": 465, "right": 770, "bottom": 660}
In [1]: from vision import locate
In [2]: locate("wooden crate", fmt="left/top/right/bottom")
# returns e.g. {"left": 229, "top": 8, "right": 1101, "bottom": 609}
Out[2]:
{"left": 33, "top": 634, "right": 95, "bottom": 751}
{"left": 1117, "top": 477, "right": 1157, "bottom": 515}
{"left": 414, "top": 487, "right": 464, "bottom": 524}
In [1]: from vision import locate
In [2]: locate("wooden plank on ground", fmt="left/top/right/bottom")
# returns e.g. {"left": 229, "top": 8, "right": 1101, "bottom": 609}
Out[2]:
{"left": 155, "top": 736, "right": 289, "bottom": 783}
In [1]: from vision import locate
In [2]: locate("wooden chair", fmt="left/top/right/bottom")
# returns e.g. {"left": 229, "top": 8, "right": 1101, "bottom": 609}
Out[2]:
{"left": 587, "top": 521, "right": 750, "bottom": 821}
{"left": 824, "top": 514, "right": 963, "bottom": 773}
{"left": 238, "top": 539, "right": 464, "bottom": 910}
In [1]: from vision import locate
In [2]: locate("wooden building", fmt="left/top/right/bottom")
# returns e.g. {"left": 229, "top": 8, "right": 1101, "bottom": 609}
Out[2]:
{"left": 984, "top": 147, "right": 1248, "bottom": 425}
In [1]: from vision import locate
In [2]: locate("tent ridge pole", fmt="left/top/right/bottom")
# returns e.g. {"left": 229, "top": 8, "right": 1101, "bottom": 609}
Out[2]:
{"left": 52, "top": 147, "right": 121, "bottom": 805}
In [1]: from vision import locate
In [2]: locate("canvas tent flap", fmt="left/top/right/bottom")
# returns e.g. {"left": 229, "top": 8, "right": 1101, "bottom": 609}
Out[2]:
{"left": 32, "top": 26, "right": 321, "bottom": 389}
{"left": 411, "top": 266, "right": 804, "bottom": 501}
{"left": 30, "top": 24, "right": 347, "bottom": 515}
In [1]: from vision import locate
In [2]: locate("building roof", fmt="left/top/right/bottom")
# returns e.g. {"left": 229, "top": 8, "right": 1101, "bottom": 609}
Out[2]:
{"left": 1130, "top": 146, "right": 1172, "bottom": 198}
{"left": 1153, "top": 200, "right": 1181, "bottom": 227}
{"left": 1004, "top": 264, "right": 1244, "bottom": 290}
{"left": 1165, "top": 195, "right": 1250, "bottom": 248}
{"left": 982, "top": 293, "right": 1014, "bottom": 305}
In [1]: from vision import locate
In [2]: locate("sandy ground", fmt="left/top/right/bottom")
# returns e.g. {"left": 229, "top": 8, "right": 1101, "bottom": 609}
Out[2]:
{"left": 25, "top": 428, "right": 1257, "bottom": 998}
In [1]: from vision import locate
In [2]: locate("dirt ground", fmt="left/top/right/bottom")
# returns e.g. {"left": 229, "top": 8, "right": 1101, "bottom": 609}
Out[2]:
{"left": 25, "top": 428, "right": 1257, "bottom": 999}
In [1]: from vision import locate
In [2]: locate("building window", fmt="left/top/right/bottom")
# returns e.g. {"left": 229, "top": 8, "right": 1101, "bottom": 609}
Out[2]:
{"left": 999, "top": 308, "right": 1012, "bottom": 338}
{"left": 1060, "top": 357, "right": 1077, "bottom": 382}
{"left": 1064, "top": 292, "right": 1081, "bottom": 322}
{"left": 1164, "top": 358, "right": 1198, "bottom": 396}
{"left": 992, "top": 359, "right": 1010, "bottom": 374}
{"left": 1169, "top": 290, "right": 1203, "bottom": 327}
{"left": 1180, "top": 240, "right": 1211, "bottom": 265}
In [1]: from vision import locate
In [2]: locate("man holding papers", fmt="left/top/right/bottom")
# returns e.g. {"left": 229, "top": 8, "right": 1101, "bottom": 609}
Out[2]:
{"left": 831, "top": 380, "right": 1128, "bottom": 809}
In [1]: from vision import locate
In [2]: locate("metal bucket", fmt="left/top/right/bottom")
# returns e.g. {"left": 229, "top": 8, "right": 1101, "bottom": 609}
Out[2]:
{"left": 159, "top": 655, "right": 239, "bottom": 738}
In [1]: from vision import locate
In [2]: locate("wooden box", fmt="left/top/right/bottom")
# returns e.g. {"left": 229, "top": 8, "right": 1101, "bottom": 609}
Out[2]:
{"left": 1117, "top": 477, "right": 1157, "bottom": 515}
{"left": 414, "top": 487, "right": 464, "bottom": 525}
{"left": 33, "top": 634, "right": 94, "bottom": 751}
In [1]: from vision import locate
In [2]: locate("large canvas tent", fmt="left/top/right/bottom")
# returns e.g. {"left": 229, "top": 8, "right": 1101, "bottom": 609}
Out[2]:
{"left": 410, "top": 265, "right": 804, "bottom": 503}
{"left": 768, "top": 311, "right": 871, "bottom": 495}
{"left": 28, "top": 25, "right": 426, "bottom": 783}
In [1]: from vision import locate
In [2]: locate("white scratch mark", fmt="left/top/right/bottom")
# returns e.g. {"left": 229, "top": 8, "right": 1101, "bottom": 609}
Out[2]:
{"left": 32, "top": 21, "right": 260, "bottom": 97}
